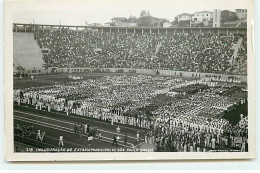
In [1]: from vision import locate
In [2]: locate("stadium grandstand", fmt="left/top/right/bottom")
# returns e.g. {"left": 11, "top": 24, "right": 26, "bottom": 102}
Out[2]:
{"left": 13, "top": 23, "right": 247, "bottom": 76}
{"left": 13, "top": 23, "right": 248, "bottom": 153}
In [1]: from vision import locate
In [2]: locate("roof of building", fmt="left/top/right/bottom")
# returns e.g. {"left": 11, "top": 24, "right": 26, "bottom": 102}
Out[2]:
{"left": 236, "top": 9, "right": 247, "bottom": 11}
{"left": 112, "top": 17, "right": 127, "bottom": 20}
{"left": 221, "top": 10, "right": 236, "bottom": 13}
{"left": 195, "top": 11, "right": 213, "bottom": 14}
{"left": 176, "top": 13, "right": 193, "bottom": 17}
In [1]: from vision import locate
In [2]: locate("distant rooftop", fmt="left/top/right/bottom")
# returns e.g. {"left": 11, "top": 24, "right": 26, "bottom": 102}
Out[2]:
{"left": 177, "top": 13, "right": 193, "bottom": 17}
{"left": 195, "top": 11, "right": 213, "bottom": 14}
{"left": 112, "top": 17, "right": 127, "bottom": 20}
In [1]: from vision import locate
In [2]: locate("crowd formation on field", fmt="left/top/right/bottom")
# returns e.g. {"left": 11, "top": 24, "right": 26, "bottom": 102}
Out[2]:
{"left": 151, "top": 103, "right": 248, "bottom": 152}
{"left": 13, "top": 75, "right": 248, "bottom": 151}
{"left": 34, "top": 29, "right": 247, "bottom": 75}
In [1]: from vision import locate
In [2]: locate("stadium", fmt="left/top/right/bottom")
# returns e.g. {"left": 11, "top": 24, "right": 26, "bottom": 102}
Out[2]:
{"left": 13, "top": 23, "right": 248, "bottom": 153}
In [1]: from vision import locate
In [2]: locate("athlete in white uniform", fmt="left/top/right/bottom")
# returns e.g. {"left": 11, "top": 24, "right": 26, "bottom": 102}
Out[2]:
{"left": 136, "top": 131, "right": 140, "bottom": 142}
{"left": 58, "top": 135, "right": 64, "bottom": 147}
{"left": 84, "top": 124, "right": 88, "bottom": 134}
{"left": 36, "top": 130, "right": 41, "bottom": 140}
{"left": 98, "top": 132, "right": 102, "bottom": 144}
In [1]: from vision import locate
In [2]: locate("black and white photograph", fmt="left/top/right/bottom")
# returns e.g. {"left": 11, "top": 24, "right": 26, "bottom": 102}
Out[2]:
{"left": 4, "top": 0, "right": 255, "bottom": 161}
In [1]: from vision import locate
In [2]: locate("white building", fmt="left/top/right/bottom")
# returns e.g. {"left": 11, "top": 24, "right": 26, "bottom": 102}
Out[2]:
{"left": 176, "top": 13, "right": 193, "bottom": 22}
{"left": 162, "top": 21, "right": 172, "bottom": 28}
{"left": 192, "top": 11, "right": 213, "bottom": 23}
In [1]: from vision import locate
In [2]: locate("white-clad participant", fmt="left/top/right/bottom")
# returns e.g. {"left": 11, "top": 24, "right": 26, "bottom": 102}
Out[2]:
{"left": 36, "top": 129, "right": 41, "bottom": 140}
{"left": 58, "top": 135, "right": 64, "bottom": 147}
{"left": 136, "top": 131, "right": 140, "bottom": 142}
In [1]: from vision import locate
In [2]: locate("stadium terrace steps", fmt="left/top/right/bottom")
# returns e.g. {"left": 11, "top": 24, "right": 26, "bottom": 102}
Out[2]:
{"left": 13, "top": 32, "right": 45, "bottom": 70}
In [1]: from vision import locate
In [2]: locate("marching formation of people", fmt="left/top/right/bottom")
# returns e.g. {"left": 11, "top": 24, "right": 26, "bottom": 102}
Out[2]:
{"left": 14, "top": 74, "right": 248, "bottom": 151}
{"left": 151, "top": 112, "right": 248, "bottom": 152}
{"left": 34, "top": 29, "right": 247, "bottom": 75}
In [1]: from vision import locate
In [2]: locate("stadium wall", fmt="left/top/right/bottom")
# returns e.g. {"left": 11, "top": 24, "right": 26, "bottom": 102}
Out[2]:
{"left": 20, "top": 67, "right": 247, "bottom": 83}
{"left": 55, "top": 67, "right": 247, "bottom": 82}
{"left": 20, "top": 67, "right": 247, "bottom": 82}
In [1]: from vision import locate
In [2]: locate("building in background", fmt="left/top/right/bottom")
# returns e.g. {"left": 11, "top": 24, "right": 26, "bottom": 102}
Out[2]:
{"left": 176, "top": 13, "right": 193, "bottom": 22}
{"left": 175, "top": 11, "right": 214, "bottom": 27}
{"left": 192, "top": 11, "right": 213, "bottom": 23}
{"left": 162, "top": 21, "right": 172, "bottom": 28}
{"left": 221, "top": 10, "right": 237, "bottom": 21}
{"left": 219, "top": 10, "right": 239, "bottom": 27}
{"left": 111, "top": 17, "right": 128, "bottom": 26}
{"left": 236, "top": 9, "right": 247, "bottom": 20}
{"left": 110, "top": 9, "right": 246, "bottom": 28}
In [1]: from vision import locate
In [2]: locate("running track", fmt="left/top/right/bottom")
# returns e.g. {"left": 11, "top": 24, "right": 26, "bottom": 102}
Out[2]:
{"left": 14, "top": 106, "right": 151, "bottom": 151}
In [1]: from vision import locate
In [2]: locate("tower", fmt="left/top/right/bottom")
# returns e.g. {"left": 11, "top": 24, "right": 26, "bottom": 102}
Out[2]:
{"left": 213, "top": 9, "right": 221, "bottom": 27}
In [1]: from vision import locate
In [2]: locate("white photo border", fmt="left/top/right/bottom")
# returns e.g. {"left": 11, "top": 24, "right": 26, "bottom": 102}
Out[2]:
{"left": 4, "top": 0, "right": 256, "bottom": 161}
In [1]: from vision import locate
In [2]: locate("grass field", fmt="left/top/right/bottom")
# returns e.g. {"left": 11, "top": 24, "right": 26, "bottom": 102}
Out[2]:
{"left": 14, "top": 73, "right": 136, "bottom": 89}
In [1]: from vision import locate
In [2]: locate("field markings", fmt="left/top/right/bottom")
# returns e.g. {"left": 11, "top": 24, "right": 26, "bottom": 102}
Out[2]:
{"left": 14, "top": 116, "right": 134, "bottom": 148}
{"left": 15, "top": 116, "right": 127, "bottom": 148}
{"left": 15, "top": 134, "right": 58, "bottom": 148}
{"left": 17, "top": 134, "right": 86, "bottom": 149}
{"left": 15, "top": 128, "right": 90, "bottom": 149}
{"left": 15, "top": 141, "right": 36, "bottom": 149}
{"left": 14, "top": 106, "right": 146, "bottom": 132}
{"left": 14, "top": 110, "right": 143, "bottom": 141}
{"left": 135, "top": 142, "right": 144, "bottom": 148}
{"left": 15, "top": 115, "right": 73, "bottom": 131}
{"left": 15, "top": 117, "right": 85, "bottom": 147}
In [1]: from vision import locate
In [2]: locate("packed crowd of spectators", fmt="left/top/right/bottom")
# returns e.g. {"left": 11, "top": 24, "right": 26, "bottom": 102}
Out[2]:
{"left": 34, "top": 29, "right": 247, "bottom": 75}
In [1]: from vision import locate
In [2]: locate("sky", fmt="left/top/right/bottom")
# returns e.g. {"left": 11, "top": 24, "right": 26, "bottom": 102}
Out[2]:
{"left": 12, "top": 0, "right": 240, "bottom": 26}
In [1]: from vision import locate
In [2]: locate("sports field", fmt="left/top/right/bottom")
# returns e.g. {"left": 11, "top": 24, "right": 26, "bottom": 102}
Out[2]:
{"left": 14, "top": 73, "right": 137, "bottom": 89}
{"left": 14, "top": 104, "right": 153, "bottom": 152}
{"left": 14, "top": 73, "right": 156, "bottom": 152}
{"left": 13, "top": 72, "right": 247, "bottom": 152}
